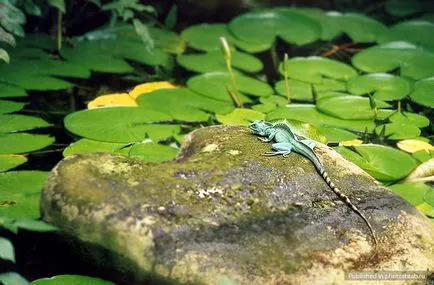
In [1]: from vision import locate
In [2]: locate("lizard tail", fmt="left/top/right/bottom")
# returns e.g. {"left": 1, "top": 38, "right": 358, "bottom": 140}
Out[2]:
{"left": 319, "top": 169, "right": 378, "bottom": 246}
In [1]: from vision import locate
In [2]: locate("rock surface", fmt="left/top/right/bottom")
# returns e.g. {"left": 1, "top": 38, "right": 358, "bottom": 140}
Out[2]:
{"left": 42, "top": 125, "right": 434, "bottom": 285}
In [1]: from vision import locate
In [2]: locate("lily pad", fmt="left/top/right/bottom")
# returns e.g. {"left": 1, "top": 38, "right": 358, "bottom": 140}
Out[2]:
{"left": 397, "top": 139, "right": 434, "bottom": 153}
{"left": 0, "top": 115, "right": 50, "bottom": 133}
{"left": 267, "top": 104, "right": 376, "bottom": 132}
{"left": 317, "top": 126, "right": 358, "bottom": 142}
{"left": 228, "top": 9, "right": 321, "bottom": 47}
{"left": 275, "top": 78, "right": 346, "bottom": 101}
{"left": 136, "top": 88, "right": 234, "bottom": 120}
{"left": 0, "top": 133, "right": 55, "bottom": 154}
{"left": 279, "top": 56, "right": 357, "bottom": 84}
{"left": 216, "top": 108, "right": 265, "bottom": 125}
{"left": 316, "top": 95, "right": 390, "bottom": 120}
{"left": 127, "top": 143, "right": 179, "bottom": 163}
{"left": 187, "top": 72, "right": 273, "bottom": 103}
{"left": 413, "top": 150, "right": 434, "bottom": 162}
{"left": 389, "top": 112, "right": 430, "bottom": 128}
{"left": 0, "top": 171, "right": 49, "bottom": 220}
{"left": 385, "top": 0, "right": 423, "bottom": 17}
{"left": 378, "top": 20, "right": 434, "bottom": 48}
{"left": 375, "top": 123, "right": 421, "bottom": 140}
{"left": 64, "top": 107, "right": 179, "bottom": 143}
{"left": 0, "top": 155, "right": 27, "bottom": 172}
{"left": 0, "top": 237, "right": 14, "bottom": 262}
{"left": 322, "top": 12, "right": 387, "bottom": 43}
{"left": 63, "top": 139, "right": 129, "bottom": 157}
{"left": 335, "top": 144, "right": 418, "bottom": 181}
{"left": 352, "top": 41, "right": 434, "bottom": 80}
{"left": 346, "top": 73, "right": 412, "bottom": 101}
{"left": 388, "top": 182, "right": 430, "bottom": 206}
{"left": 426, "top": 188, "right": 434, "bottom": 207}
{"left": 0, "top": 100, "right": 25, "bottom": 114}
{"left": 32, "top": 275, "right": 114, "bottom": 285}
{"left": 0, "top": 75, "right": 74, "bottom": 91}
{"left": 409, "top": 77, "right": 434, "bottom": 107}
{"left": 180, "top": 23, "right": 270, "bottom": 53}
{"left": 177, "top": 50, "right": 263, "bottom": 73}
{"left": 0, "top": 83, "right": 27, "bottom": 98}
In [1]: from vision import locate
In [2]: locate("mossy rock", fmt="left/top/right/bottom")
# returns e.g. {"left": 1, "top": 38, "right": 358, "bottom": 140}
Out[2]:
{"left": 41, "top": 125, "right": 434, "bottom": 285}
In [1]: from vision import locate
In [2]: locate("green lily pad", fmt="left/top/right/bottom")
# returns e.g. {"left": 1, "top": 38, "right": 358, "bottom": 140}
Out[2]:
{"left": 180, "top": 23, "right": 270, "bottom": 53}
{"left": 389, "top": 112, "right": 430, "bottom": 128}
{"left": 63, "top": 139, "right": 129, "bottom": 157}
{"left": 0, "top": 75, "right": 74, "bottom": 91}
{"left": 318, "top": 126, "right": 358, "bottom": 142}
{"left": 187, "top": 72, "right": 273, "bottom": 103}
{"left": 136, "top": 88, "right": 234, "bottom": 120}
{"left": 346, "top": 73, "right": 412, "bottom": 101}
{"left": 61, "top": 42, "right": 134, "bottom": 73}
{"left": 13, "top": 219, "right": 58, "bottom": 232}
{"left": 0, "top": 83, "right": 27, "bottom": 98}
{"left": 64, "top": 107, "right": 179, "bottom": 143}
{"left": 322, "top": 12, "right": 387, "bottom": 43}
{"left": 279, "top": 56, "right": 357, "bottom": 84}
{"left": 335, "top": 144, "right": 418, "bottom": 181}
{"left": 127, "top": 143, "right": 179, "bottom": 163}
{"left": 0, "top": 133, "right": 55, "bottom": 154}
{"left": 378, "top": 20, "right": 434, "bottom": 48}
{"left": 375, "top": 123, "right": 421, "bottom": 140}
{"left": 0, "top": 237, "right": 15, "bottom": 263}
{"left": 285, "top": 8, "right": 338, "bottom": 40}
{"left": 0, "top": 171, "right": 49, "bottom": 220}
{"left": 0, "top": 114, "right": 51, "bottom": 133}
{"left": 409, "top": 77, "right": 434, "bottom": 107}
{"left": 0, "top": 100, "right": 25, "bottom": 114}
{"left": 412, "top": 149, "right": 434, "bottom": 162}
{"left": 275, "top": 78, "right": 346, "bottom": 101}
{"left": 177, "top": 50, "right": 263, "bottom": 73}
{"left": 216, "top": 108, "right": 265, "bottom": 125}
{"left": 32, "top": 275, "right": 114, "bottom": 285}
{"left": 228, "top": 9, "right": 321, "bottom": 47}
{"left": 267, "top": 104, "right": 376, "bottom": 132}
{"left": 388, "top": 182, "right": 430, "bottom": 206}
{"left": 0, "top": 155, "right": 27, "bottom": 172}
{"left": 316, "top": 95, "right": 390, "bottom": 120}
{"left": 385, "top": 0, "right": 423, "bottom": 17}
{"left": 352, "top": 41, "right": 434, "bottom": 80}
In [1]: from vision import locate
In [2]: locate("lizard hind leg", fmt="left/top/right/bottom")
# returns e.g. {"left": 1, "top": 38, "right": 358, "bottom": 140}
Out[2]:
{"left": 268, "top": 143, "right": 293, "bottom": 157}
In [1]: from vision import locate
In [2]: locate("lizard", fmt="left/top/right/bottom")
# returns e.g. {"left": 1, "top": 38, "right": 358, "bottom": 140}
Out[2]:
{"left": 248, "top": 120, "right": 377, "bottom": 246}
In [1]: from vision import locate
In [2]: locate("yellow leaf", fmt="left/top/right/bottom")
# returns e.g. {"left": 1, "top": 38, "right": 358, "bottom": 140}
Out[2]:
{"left": 404, "top": 158, "right": 434, "bottom": 183}
{"left": 397, "top": 139, "right": 434, "bottom": 153}
{"left": 129, "top": 81, "right": 178, "bottom": 99}
{"left": 339, "top": 139, "right": 363, "bottom": 146}
{"left": 87, "top": 93, "right": 137, "bottom": 109}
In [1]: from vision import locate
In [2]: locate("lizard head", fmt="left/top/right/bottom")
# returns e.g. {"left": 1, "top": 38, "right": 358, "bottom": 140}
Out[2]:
{"left": 248, "top": 120, "right": 273, "bottom": 136}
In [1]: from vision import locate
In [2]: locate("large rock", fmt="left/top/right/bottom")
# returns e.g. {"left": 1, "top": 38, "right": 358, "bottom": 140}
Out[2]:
{"left": 41, "top": 125, "right": 434, "bottom": 285}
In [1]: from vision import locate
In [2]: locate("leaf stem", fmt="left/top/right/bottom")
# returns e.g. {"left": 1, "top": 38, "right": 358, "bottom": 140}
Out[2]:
{"left": 220, "top": 37, "right": 242, "bottom": 108}
{"left": 283, "top": 53, "right": 291, "bottom": 103}
{"left": 57, "top": 9, "right": 63, "bottom": 52}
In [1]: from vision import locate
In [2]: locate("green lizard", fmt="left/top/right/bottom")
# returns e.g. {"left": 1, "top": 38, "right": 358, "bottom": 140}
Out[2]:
{"left": 248, "top": 120, "right": 377, "bottom": 246}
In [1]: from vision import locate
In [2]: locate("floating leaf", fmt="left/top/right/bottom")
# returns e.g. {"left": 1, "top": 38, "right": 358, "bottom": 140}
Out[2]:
{"left": 0, "top": 100, "right": 25, "bottom": 114}
{"left": 426, "top": 187, "right": 434, "bottom": 207}
{"left": 388, "top": 182, "right": 430, "bottom": 206}
{"left": 181, "top": 23, "right": 270, "bottom": 53}
{"left": 0, "top": 171, "right": 49, "bottom": 220}
{"left": 0, "top": 237, "right": 15, "bottom": 262}
{"left": 137, "top": 88, "right": 233, "bottom": 121}
{"left": 229, "top": 9, "right": 321, "bottom": 47}
{"left": 375, "top": 123, "right": 420, "bottom": 140}
{"left": 47, "top": 0, "right": 65, "bottom": 12}
{"left": 346, "top": 73, "right": 412, "bottom": 101}
{"left": 389, "top": 112, "right": 430, "bottom": 128}
{"left": 127, "top": 143, "right": 178, "bottom": 162}
{"left": 0, "top": 155, "right": 27, "bottom": 172}
{"left": 0, "top": 272, "right": 29, "bottom": 285}
{"left": 352, "top": 41, "right": 434, "bottom": 80}
{"left": 317, "top": 95, "right": 390, "bottom": 120}
{"left": 177, "top": 51, "right": 263, "bottom": 73}
{"left": 335, "top": 144, "right": 418, "bottom": 181}
{"left": 187, "top": 72, "right": 273, "bottom": 103}
{"left": 0, "top": 133, "right": 55, "bottom": 154}
{"left": 275, "top": 78, "right": 346, "bottom": 101}
{"left": 0, "top": 84, "right": 27, "bottom": 98}
{"left": 0, "top": 115, "right": 50, "bottom": 133}
{"left": 339, "top": 139, "right": 363, "bottom": 146}
{"left": 216, "top": 108, "right": 265, "bottom": 125}
{"left": 63, "top": 139, "right": 128, "bottom": 157}
{"left": 129, "top": 81, "right": 178, "bottom": 98}
{"left": 87, "top": 93, "right": 137, "bottom": 109}
{"left": 32, "top": 275, "right": 114, "bottom": 285}
{"left": 0, "top": 49, "right": 9, "bottom": 64}
{"left": 13, "top": 219, "right": 57, "bottom": 232}
{"left": 404, "top": 158, "right": 434, "bottom": 183}
{"left": 318, "top": 126, "right": 358, "bottom": 142}
{"left": 409, "top": 77, "right": 434, "bottom": 107}
{"left": 64, "top": 107, "right": 178, "bottom": 143}
{"left": 413, "top": 150, "right": 434, "bottom": 162}
{"left": 279, "top": 56, "right": 357, "bottom": 84}
{"left": 267, "top": 104, "right": 375, "bottom": 132}
{"left": 378, "top": 20, "right": 434, "bottom": 48}
{"left": 397, "top": 139, "right": 434, "bottom": 153}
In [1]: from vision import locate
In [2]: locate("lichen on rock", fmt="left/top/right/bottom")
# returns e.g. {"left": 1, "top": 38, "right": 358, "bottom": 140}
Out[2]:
{"left": 41, "top": 125, "right": 434, "bottom": 285}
